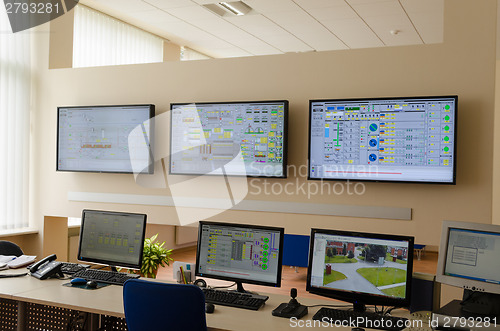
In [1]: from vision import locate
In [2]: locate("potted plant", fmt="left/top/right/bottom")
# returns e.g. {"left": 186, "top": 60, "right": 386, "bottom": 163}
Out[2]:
{"left": 139, "top": 233, "right": 173, "bottom": 278}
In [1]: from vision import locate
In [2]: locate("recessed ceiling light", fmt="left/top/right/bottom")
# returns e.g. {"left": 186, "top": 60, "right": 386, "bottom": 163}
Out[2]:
{"left": 204, "top": 1, "right": 252, "bottom": 17}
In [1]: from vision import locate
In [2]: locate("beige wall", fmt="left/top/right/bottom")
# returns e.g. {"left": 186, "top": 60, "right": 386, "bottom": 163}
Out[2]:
{"left": 31, "top": 0, "right": 497, "bottom": 257}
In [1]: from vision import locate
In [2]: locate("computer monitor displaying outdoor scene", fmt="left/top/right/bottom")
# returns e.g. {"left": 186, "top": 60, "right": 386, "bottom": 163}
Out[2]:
{"left": 57, "top": 104, "right": 154, "bottom": 174}
{"left": 78, "top": 209, "right": 147, "bottom": 270}
{"left": 308, "top": 96, "right": 457, "bottom": 183}
{"left": 307, "top": 228, "right": 414, "bottom": 310}
{"left": 170, "top": 101, "right": 288, "bottom": 177}
{"left": 195, "top": 221, "right": 284, "bottom": 292}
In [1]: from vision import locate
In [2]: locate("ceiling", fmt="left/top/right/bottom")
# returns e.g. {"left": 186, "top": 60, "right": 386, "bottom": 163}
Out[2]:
{"left": 79, "top": 0, "right": 444, "bottom": 59}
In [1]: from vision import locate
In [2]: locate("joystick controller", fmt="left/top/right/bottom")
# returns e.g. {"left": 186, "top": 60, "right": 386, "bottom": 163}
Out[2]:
{"left": 272, "top": 288, "right": 308, "bottom": 319}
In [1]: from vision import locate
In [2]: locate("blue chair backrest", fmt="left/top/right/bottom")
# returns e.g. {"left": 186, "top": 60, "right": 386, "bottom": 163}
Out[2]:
{"left": 123, "top": 279, "right": 207, "bottom": 331}
{"left": 282, "top": 234, "right": 310, "bottom": 268}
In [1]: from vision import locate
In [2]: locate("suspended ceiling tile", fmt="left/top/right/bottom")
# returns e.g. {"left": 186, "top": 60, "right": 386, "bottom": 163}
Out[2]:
{"left": 407, "top": 12, "right": 443, "bottom": 44}
{"left": 129, "top": 10, "right": 182, "bottom": 24}
{"left": 242, "top": 0, "right": 301, "bottom": 14}
{"left": 307, "top": 5, "right": 358, "bottom": 21}
{"left": 365, "top": 15, "right": 422, "bottom": 46}
{"left": 143, "top": 0, "right": 198, "bottom": 10}
{"left": 166, "top": 5, "right": 220, "bottom": 20}
{"left": 346, "top": 0, "right": 397, "bottom": 5}
{"left": 266, "top": 10, "right": 347, "bottom": 51}
{"left": 191, "top": 0, "right": 220, "bottom": 4}
{"left": 293, "top": 0, "right": 346, "bottom": 10}
{"left": 95, "top": 0, "right": 156, "bottom": 13}
{"left": 321, "top": 17, "right": 383, "bottom": 49}
{"left": 209, "top": 48, "right": 253, "bottom": 57}
{"left": 351, "top": 1, "right": 405, "bottom": 17}
{"left": 401, "top": 0, "right": 444, "bottom": 44}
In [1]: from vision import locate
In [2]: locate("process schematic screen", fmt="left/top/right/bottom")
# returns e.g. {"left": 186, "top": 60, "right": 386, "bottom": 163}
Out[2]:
{"left": 308, "top": 96, "right": 457, "bottom": 183}
{"left": 170, "top": 101, "right": 288, "bottom": 177}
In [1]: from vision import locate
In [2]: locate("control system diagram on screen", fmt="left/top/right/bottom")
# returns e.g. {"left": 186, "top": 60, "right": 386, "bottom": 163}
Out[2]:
{"left": 197, "top": 225, "right": 281, "bottom": 284}
{"left": 309, "top": 97, "right": 455, "bottom": 182}
{"left": 171, "top": 102, "right": 286, "bottom": 177}
{"left": 58, "top": 107, "right": 150, "bottom": 172}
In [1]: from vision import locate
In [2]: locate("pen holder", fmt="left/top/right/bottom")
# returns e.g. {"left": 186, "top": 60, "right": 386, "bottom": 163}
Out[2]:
{"left": 176, "top": 270, "right": 192, "bottom": 284}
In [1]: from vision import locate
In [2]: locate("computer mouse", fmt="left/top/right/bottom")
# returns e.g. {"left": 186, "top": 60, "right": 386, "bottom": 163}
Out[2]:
{"left": 86, "top": 280, "right": 98, "bottom": 289}
{"left": 205, "top": 303, "right": 215, "bottom": 314}
{"left": 70, "top": 278, "right": 87, "bottom": 285}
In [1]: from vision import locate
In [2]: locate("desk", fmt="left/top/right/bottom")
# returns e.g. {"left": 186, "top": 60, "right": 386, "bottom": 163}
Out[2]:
{"left": 0, "top": 270, "right": 409, "bottom": 331}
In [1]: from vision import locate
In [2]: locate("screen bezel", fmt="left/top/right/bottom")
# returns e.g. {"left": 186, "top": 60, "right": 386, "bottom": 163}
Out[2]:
{"left": 195, "top": 220, "right": 285, "bottom": 288}
{"left": 307, "top": 95, "right": 458, "bottom": 184}
{"left": 56, "top": 104, "right": 155, "bottom": 174}
{"left": 77, "top": 209, "right": 147, "bottom": 270}
{"left": 306, "top": 228, "right": 414, "bottom": 308}
{"left": 169, "top": 100, "right": 289, "bottom": 178}
{"left": 436, "top": 220, "right": 500, "bottom": 295}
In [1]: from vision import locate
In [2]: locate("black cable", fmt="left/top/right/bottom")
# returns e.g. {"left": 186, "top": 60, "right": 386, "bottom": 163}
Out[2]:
{"left": 306, "top": 304, "right": 352, "bottom": 308}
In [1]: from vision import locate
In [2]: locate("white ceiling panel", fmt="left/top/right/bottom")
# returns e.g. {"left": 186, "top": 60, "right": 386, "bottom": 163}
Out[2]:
{"left": 143, "top": 0, "right": 197, "bottom": 10}
{"left": 131, "top": 10, "right": 182, "bottom": 24}
{"left": 363, "top": 14, "right": 422, "bottom": 46}
{"left": 351, "top": 1, "right": 405, "bottom": 17}
{"left": 321, "top": 18, "right": 383, "bottom": 49}
{"left": 307, "top": 5, "right": 358, "bottom": 22}
{"left": 293, "top": 0, "right": 346, "bottom": 10}
{"left": 93, "top": 0, "right": 156, "bottom": 13}
{"left": 166, "top": 5, "right": 220, "bottom": 20}
{"left": 400, "top": 0, "right": 444, "bottom": 14}
{"left": 242, "top": 0, "right": 301, "bottom": 14}
{"left": 266, "top": 10, "right": 347, "bottom": 51}
{"left": 405, "top": 12, "right": 443, "bottom": 44}
{"left": 82, "top": 0, "right": 444, "bottom": 59}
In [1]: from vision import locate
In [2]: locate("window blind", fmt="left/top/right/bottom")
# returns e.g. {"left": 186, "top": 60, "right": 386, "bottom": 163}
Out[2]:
{"left": 0, "top": 5, "right": 30, "bottom": 230}
{"left": 73, "top": 5, "right": 164, "bottom": 68}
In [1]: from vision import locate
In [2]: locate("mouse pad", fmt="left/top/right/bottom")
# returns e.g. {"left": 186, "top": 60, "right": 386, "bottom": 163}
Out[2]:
{"left": 63, "top": 282, "right": 110, "bottom": 290}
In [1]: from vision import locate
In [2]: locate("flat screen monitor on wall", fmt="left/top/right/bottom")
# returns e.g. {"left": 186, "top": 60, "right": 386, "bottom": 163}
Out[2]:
{"left": 170, "top": 101, "right": 288, "bottom": 178}
{"left": 308, "top": 96, "right": 457, "bottom": 184}
{"left": 306, "top": 228, "right": 414, "bottom": 311}
{"left": 57, "top": 104, "right": 154, "bottom": 174}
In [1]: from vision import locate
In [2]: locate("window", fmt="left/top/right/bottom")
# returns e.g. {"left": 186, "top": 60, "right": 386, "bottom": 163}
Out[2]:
{"left": 0, "top": 6, "right": 30, "bottom": 231}
{"left": 180, "top": 46, "right": 210, "bottom": 61}
{"left": 73, "top": 5, "right": 164, "bottom": 68}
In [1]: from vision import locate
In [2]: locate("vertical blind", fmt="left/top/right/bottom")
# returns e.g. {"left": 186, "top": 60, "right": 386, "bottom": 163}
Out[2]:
{"left": 0, "top": 5, "right": 30, "bottom": 230}
{"left": 73, "top": 5, "right": 164, "bottom": 68}
{"left": 180, "top": 46, "right": 210, "bottom": 61}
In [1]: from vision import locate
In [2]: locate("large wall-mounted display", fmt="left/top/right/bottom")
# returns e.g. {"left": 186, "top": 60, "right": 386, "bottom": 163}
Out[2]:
{"left": 308, "top": 96, "right": 457, "bottom": 184}
{"left": 170, "top": 101, "right": 288, "bottom": 178}
{"left": 57, "top": 104, "right": 154, "bottom": 174}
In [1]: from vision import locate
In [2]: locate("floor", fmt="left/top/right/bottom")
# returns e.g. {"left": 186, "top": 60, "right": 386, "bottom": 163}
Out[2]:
{"left": 156, "top": 247, "right": 438, "bottom": 299}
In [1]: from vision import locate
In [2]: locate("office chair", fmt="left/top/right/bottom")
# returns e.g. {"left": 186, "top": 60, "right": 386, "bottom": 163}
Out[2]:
{"left": 123, "top": 279, "right": 207, "bottom": 331}
{"left": 282, "top": 234, "right": 310, "bottom": 272}
{"left": 0, "top": 240, "right": 24, "bottom": 256}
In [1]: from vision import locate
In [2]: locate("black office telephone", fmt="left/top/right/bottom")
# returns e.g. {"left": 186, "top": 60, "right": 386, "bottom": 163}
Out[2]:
{"left": 28, "top": 254, "right": 64, "bottom": 280}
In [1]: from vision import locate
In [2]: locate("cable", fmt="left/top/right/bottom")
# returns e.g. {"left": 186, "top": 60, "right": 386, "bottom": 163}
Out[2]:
{"left": 306, "top": 304, "right": 352, "bottom": 308}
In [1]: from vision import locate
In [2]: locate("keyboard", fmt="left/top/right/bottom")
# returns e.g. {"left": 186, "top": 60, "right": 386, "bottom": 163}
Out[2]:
{"left": 72, "top": 269, "right": 140, "bottom": 286}
{"left": 201, "top": 288, "right": 268, "bottom": 310}
{"left": 60, "top": 262, "right": 91, "bottom": 275}
{"left": 313, "top": 307, "right": 408, "bottom": 331}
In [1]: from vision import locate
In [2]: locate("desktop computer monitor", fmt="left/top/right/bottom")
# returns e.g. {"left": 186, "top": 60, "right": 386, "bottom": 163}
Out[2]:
{"left": 436, "top": 220, "right": 500, "bottom": 314}
{"left": 195, "top": 221, "right": 284, "bottom": 293}
{"left": 77, "top": 209, "right": 147, "bottom": 270}
{"left": 307, "top": 228, "right": 414, "bottom": 311}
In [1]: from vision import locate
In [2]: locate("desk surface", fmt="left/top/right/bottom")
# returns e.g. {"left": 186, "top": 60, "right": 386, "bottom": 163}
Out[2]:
{"left": 0, "top": 269, "right": 409, "bottom": 331}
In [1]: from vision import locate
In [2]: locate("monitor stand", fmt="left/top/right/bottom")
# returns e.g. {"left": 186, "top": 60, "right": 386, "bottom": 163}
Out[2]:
{"left": 353, "top": 302, "right": 367, "bottom": 312}
{"left": 461, "top": 289, "right": 500, "bottom": 316}
{"left": 235, "top": 281, "right": 249, "bottom": 294}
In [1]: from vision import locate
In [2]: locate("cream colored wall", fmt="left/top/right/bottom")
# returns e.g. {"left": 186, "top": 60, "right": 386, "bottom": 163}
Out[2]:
{"left": 33, "top": 0, "right": 497, "bottom": 255}
{"left": 493, "top": 59, "right": 500, "bottom": 225}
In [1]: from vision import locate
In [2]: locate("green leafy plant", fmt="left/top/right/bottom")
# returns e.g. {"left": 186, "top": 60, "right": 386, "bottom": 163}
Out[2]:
{"left": 140, "top": 234, "right": 173, "bottom": 278}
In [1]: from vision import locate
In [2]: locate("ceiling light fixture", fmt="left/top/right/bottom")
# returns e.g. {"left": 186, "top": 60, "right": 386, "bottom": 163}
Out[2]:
{"left": 218, "top": 2, "right": 245, "bottom": 15}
